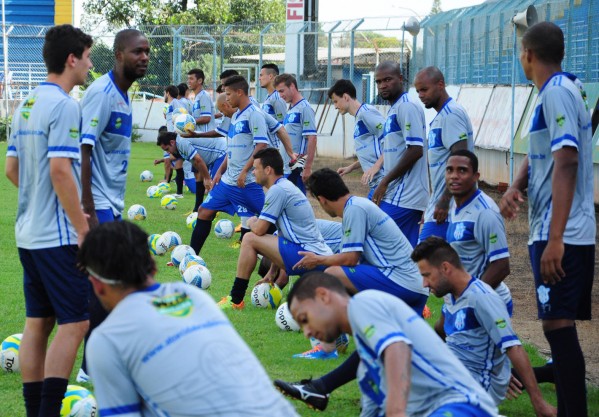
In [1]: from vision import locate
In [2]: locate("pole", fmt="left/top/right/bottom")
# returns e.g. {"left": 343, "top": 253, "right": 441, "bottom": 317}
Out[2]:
{"left": 510, "top": 23, "right": 516, "bottom": 185}
{"left": 400, "top": 27, "right": 405, "bottom": 74}
{"left": 2, "top": 0, "right": 9, "bottom": 139}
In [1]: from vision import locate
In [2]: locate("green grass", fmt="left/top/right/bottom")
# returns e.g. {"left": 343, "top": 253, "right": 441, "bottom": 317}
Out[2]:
{"left": 1, "top": 141, "right": 598, "bottom": 415}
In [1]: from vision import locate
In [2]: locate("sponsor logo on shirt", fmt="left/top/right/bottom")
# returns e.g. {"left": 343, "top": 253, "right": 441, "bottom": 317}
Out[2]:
{"left": 364, "top": 325, "right": 376, "bottom": 339}
{"left": 20, "top": 96, "right": 36, "bottom": 120}
{"left": 556, "top": 114, "right": 565, "bottom": 127}
{"left": 151, "top": 292, "right": 194, "bottom": 317}
{"left": 344, "top": 228, "right": 351, "bottom": 237}
{"left": 459, "top": 133, "right": 468, "bottom": 141}
{"left": 90, "top": 117, "right": 99, "bottom": 127}
{"left": 405, "top": 122, "right": 411, "bottom": 131}
{"left": 489, "top": 233, "right": 498, "bottom": 244}
{"left": 69, "top": 128, "right": 79, "bottom": 139}
{"left": 115, "top": 117, "right": 122, "bottom": 129}
{"left": 495, "top": 318, "right": 507, "bottom": 329}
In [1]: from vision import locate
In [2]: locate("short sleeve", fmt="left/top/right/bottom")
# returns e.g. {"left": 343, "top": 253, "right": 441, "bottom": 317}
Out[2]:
{"left": 87, "top": 333, "right": 143, "bottom": 417}
{"left": 273, "top": 99, "right": 287, "bottom": 123}
{"left": 264, "top": 112, "right": 282, "bottom": 133}
{"left": 475, "top": 210, "right": 509, "bottom": 263}
{"left": 543, "top": 87, "right": 581, "bottom": 152}
{"left": 301, "top": 105, "right": 317, "bottom": 136}
{"left": 6, "top": 114, "right": 18, "bottom": 157}
{"left": 259, "top": 184, "right": 286, "bottom": 224}
{"left": 249, "top": 111, "right": 269, "bottom": 145}
{"left": 81, "top": 89, "right": 112, "bottom": 148}
{"left": 398, "top": 103, "right": 425, "bottom": 147}
{"left": 176, "top": 137, "right": 197, "bottom": 161}
{"left": 199, "top": 94, "right": 213, "bottom": 116}
{"left": 441, "top": 111, "right": 470, "bottom": 150}
{"left": 217, "top": 117, "right": 230, "bottom": 137}
{"left": 48, "top": 99, "right": 81, "bottom": 159}
{"left": 363, "top": 110, "right": 385, "bottom": 140}
{"left": 473, "top": 293, "right": 520, "bottom": 353}
{"left": 340, "top": 204, "right": 368, "bottom": 253}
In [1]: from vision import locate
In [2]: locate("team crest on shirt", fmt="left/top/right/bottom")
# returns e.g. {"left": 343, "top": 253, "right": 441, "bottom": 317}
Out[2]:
{"left": 20, "top": 96, "right": 36, "bottom": 120}
{"left": 235, "top": 122, "right": 244, "bottom": 133}
{"left": 364, "top": 325, "right": 376, "bottom": 339}
{"left": 385, "top": 118, "right": 392, "bottom": 131}
{"left": 556, "top": 114, "right": 565, "bottom": 127}
{"left": 453, "top": 223, "right": 466, "bottom": 240}
{"left": 354, "top": 125, "right": 360, "bottom": 136}
{"left": 287, "top": 113, "right": 297, "bottom": 122}
{"left": 151, "top": 292, "right": 194, "bottom": 317}
{"left": 454, "top": 310, "right": 466, "bottom": 330}
{"left": 537, "top": 285, "right": 550, "bottom": 305}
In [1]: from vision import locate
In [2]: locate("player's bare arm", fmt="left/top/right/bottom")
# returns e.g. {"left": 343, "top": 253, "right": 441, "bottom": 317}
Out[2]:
{"left": 383, "top": 342, "right": 411, "bottom": 417}
{"left": 80, "top": 144, "right": 98, "bottom": 229}
{"left": 191, "top": 154, "right": 213, "bottom": 192}
{"left": 337, "top": 160, "right": 361, "bottom": 176}
{"left": 293, "top": 251, "right": 360, "bottom": 271}
{"left": 238, "top": 143, "right": 268, "bottom": 188}
{"left": 500, "top": 156, "right": 528, "bottom": 220}
{"left": 302, "top": 134, "right": 317, "bottom": 181}
{"left": 5, "top": 156, "right": 18, "bottom": 186}
{"left": 372, "top": 145, "right": 422, "bottom": 205}
{"left": 362, "top": 154, "right": 384, "bottom": 185}
{"left": 480, "top": 258, "right": 510, "bottom": 290}
{"left": 276, "top": 126, "right": 297, "bottom": 159}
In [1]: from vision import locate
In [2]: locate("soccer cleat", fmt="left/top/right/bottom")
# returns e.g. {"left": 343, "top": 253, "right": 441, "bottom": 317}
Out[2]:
{"left": 76, "top": 368, "right": 90, "bottom": 383}
{"left": 335, "top": 333, "right": 350, "bottom": 354}
{"left": 166, "top": 261, "right": 174, "bottom": 267}
{"left": 217, "top": 295, "right": 245, "bottom": 310}
{"left": 183, "top": 210, "right": 193, "bottom": 216}
{"left": 174, "top": 194, "right": 184, "bottom": 198}
{"left": 289, "top": 154, "right": 306, "bottom": 171}
{"left": 293, "top": 344, "right": 338, "bottom": 360}
{"left": 274, "top": 378, "right": 329, "bottom": 411}
{"left": 234, "top": 223, "right": 242, "bottom": 233}
{"left": 423, "top": 304, "right": 432, "bottom": 319}
{"left": 230, "top": 241, "right": 241, "bottom": 249}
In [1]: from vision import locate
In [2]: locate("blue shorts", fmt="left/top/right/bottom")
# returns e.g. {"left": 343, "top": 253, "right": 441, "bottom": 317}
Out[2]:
{"left": 184, "top": 178, "right": 196, "bottom": 193}
{"left": 201, "top": 181, "right": 265, "bottom": 217}
{"left": 209, "top": 155, "right": 226, "bottom": 178}
{"left": 285, "top": 170, "right": 306, "bottom": 194}
{"left": 19, "top": 246, "right": 89, "bottom": 324}
{"left": 418, "top": 221, "right": 449, "bottom": 242}
{"left": 429, "top": 403, "right": 494, "bottom": 417}
{"left": 529, "top": 242, "right": 594, "bottom": 320}
{"left": 341, "top": 264, "right": 428, "bottom": 315}
{"left": 377, "top": 202, "right": 422, "bottom": 248}
{"left": 278, "top": 238, "right": 327, "bottom": 276}
{"left": 95, "top": 209, "right": 122, "bottom": 224}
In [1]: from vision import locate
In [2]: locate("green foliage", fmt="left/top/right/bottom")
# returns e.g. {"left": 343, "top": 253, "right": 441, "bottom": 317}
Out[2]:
{"left": 0, "top": 116, "right": 11, "bottom": 142}
{"left": 430, "top": 0, "right": 443, "bottom": 15}
{"left": 131, "top": 124, "right": 143, "bottom": 142}
{"left": 337, "top": 31, "right": 401, "bottom": 49}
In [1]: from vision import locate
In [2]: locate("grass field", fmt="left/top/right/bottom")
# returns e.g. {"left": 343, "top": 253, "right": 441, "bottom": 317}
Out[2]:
{"left": 0, "top": 141, "right": 597, "bottom": 416}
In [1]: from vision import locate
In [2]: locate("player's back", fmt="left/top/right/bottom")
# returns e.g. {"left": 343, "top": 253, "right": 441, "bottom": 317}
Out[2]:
{"left": 88, "top": 282, "right": 299, "bottom": 417}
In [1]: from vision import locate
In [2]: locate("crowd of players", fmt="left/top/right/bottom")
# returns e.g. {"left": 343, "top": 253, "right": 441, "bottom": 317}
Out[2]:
{"left": 5, "top": 20, "right": 594, "bottom": 417}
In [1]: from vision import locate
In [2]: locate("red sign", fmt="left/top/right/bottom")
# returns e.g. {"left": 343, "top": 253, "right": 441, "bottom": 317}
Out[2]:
{"left": 287, "top": 0, "right": 304, "bottom": 21}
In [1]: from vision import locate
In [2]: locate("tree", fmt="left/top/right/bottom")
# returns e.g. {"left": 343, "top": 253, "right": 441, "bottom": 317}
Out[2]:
{"left": 430, "top": 0, "right": 442, "bottom": 15}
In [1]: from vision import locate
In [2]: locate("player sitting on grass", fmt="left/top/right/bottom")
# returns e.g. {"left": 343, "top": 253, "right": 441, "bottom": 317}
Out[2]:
{"left": 217, "top": 147, "right": 332, "bottom": 310}
{"left": 79, "top": 221, "right": 299, "bottom": 416}
{"left": 287, "top": 271, "right": 498, "bottom": 417}
{"left": 411, "top": 237, "right": 556, "bottom": 416}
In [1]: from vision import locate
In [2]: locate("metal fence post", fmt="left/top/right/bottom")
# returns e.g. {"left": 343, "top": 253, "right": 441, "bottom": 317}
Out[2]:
{"left": 327, "top": 21, "right": 342, "bottom": 88}
{"left": 258, "top": 23, "right": 273, "bottom": 102}
{"left": 172, "top": 26, "right": 184, "bottom": 84}
{"left": 220, "top": 25, "right": 232, "bottom": 76}
{"left": 349, "top": 19, "right": 364, "bottom": 85}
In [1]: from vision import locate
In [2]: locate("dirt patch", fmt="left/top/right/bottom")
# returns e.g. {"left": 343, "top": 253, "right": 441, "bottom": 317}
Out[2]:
{"left": 311, "top": 157, "right": 599, "bottom": 386}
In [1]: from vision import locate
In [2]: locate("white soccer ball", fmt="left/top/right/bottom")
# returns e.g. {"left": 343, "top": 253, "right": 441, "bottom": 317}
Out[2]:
{"left": 186, "top": 212, "right": 198, "bottom": 230}
{"left": 1, "top": 333, "right": 22, "bottom": 373}
{"left": 161, "top": 194, "right": 178, "bottom": 210}
{"left": 174, "top": 113, "right": 196, "bottom": 135}
{"left": 182, "top": 264, "right": 212, "bottom": 289}
{"left": 156, "top": 231, "right": 182, "bottom": 253}
{"left": 60, "top": 385, "right": 97, "bottom": 417}
{"left": 171, "top": 245, "right": 195, "bottom": 267}
{"left": 251, "top": 283, "right": 283, "bottom": 309}
{"left": 127, "top": 204, "right": 147, "bottom": 221}
{"left": 275, "top": 302, "right": 300, "bottom": 332}
{"left": 179, "top": 254, "right": 206, "bottom": 275}
{"left": 140, "top": 170, "right": 154, "bottom": 182}
{"left": 172, "top": 107, "right": 189, "bottom": 119}
{"left": 214, "top": 219, "right": 235, "bottom": 239}
{"left": 146, "top": 185, "right": 162, "bottom": 198}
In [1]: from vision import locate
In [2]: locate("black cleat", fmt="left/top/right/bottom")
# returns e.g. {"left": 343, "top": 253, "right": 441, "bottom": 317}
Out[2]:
{"left": 274, "top": 378, "right": 329, "bottom": 411}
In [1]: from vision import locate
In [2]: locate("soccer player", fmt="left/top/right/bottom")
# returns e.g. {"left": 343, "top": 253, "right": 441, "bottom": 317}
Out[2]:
{"left": 500, "top": 22, "right": 595, "bottom": 417}
{"left": 189, "top": 75, "right": 268, "bottom": 255}
{"left": 157, "top": 132, "right": 226, "bottom": 212}
{"left": 275, "top": 73, "right": 317, "bottom": 192}
{"left": 79, "top": 221, "right": 299, "bottom": 417}
{"left": 177, "top": 82, "right": 193, "bottom": 113}
{"left": 259, "top": 63, "right": 287, "bottom": 123}
{"left": 5, "top": 24, "right": 93, "bottom": 417}
{"left": 286, "top": 272, "right": 498, "bottom": 417}
{"left": 329, "top": 79, "right": 385, "bottom": 198}
{"left": 79, "top": 28, "right": 149, "bottom": 382}
{"left": 414, "top": 66, "right": 474, "bottom": 241}
{"left": 164, "top": 84, "right": 185, "bottom": 132}
{"left": 411, "top": 237, "right": 556, "bottom": 416}
{"left": 187, "top": 68, "right": 216, "bottom": 132}
{"left": 217, "top": 148, "right": 332, "bottom": 309}
{"left": 370, "top": 62, "right": 429, "bottom": 247}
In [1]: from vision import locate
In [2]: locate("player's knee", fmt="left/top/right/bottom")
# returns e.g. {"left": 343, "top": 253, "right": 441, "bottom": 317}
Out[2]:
{"left": 57, "top": 319, "right": 90, "bottom": 338}
{"left": 196, "top": 208, "right": 215, "bottom": 221}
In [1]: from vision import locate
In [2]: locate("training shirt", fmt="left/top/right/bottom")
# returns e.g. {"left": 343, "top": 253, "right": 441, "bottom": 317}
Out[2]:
{"left": 381, "top": 93, "right": 429, "bottom": 211}
{"left": 443, "top": 278, "right": 521, "bottom": 405}
{"left": 341, "top": 196, "right": 428, "bottom": 296}
{"left": 447, "top": 189, "right": 512, "bottom": 306}
{"left": 354, "top": 104, "right": 385, "bottom": 190}
{"left": 425, "top": 98, "right": 474, "bottom": 223}
{"left": 81, "top": 71, "right": 133, "bottom": 216}
{"left": 259, "top": 177, "right": 332, "bottom": 256}
{"left": 221, "top": 103, "right": 269, "bottom": 186}
{"left": 527, "top": 72, "right": 595, "bottom": 245}
{"left": 7, "top": 82, "right": 81, "bottom": 249}
{"left": 175, "top": 136, "right": 226, "bottom": 167}
{"left": 350, "top": 290, "right": 498, "bottom": 417}
{"left": 262, "top": 90, "right": 287, "bottom": 123}
{"left": 87, "top": 282, "right": 298, "bottom": 417}
{"left": 316, "top": 219, "right": 342, "bottom": 253}
{"left": 217, "top": 116, "right": 230, "bottom": 137}
{"left": 192, "top": 89, "right": 216, "bottom": 132}
{"left": 165, "top": 98, "right": 185, "bottom": 132}
{"left": 283, "top": 98, "right": 316, "bottom": 155}
{"left": 179, "top": 97, "right": 193, "bottom": 114}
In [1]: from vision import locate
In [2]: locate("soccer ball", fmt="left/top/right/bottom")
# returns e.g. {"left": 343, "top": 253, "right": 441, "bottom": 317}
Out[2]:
{"left": 182, "top": 264, "right": 212, "bottom": 289}
{"left": 186, "top": 212, "right": 198, "bottom": 230}
{"left": 146, "top": 185, "right": 162, "bottom": 198}
{"left": 174, "top": 113, "right": 196, "bottom": 135}
{"left": 275, "top": 302, "right": 300, "bottom": 332}
{"left": 171, "top": 245, "right": 196, "bottom": 267}
{"left": 1, "top": 333, "right": 22, "bottom": 373}
{"left": 157, "top": 182, "right": 171, "bottom": 194}
{"left": 179, "top": 254, "right": 206, "bottom": 275}
{"left": 214, "top": 219, "right": 235, "bottom": 239}
{"left": 140, "top": 170, "right": 154, "bottom": 182}
{"left": 60, "top": 385, "right": 97, "bottom": 417}
{"left": 127, "top": 204, "right": 147, "bottom": 221}
{"left": 251, "top": 283, "right": 283, "bottom": 309}
{"left": 172, "top": 107, "right": 188, "bottom": 119}
{"left": 148, "top": 233, "right": 164, "bottom": 255}
{"left": 161, "top": 195, "right": 178, "bottom": 210}
{"left": 156, "top": 231, "right": 182, "bottom": 253}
